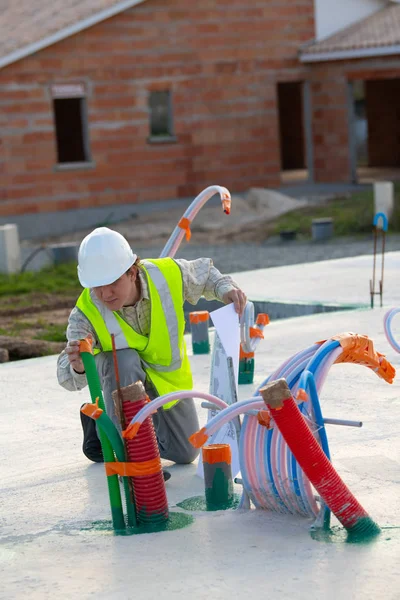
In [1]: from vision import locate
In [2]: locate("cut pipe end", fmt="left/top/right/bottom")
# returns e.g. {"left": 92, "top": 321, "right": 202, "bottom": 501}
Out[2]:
{"left": 297, "top": 388, "right": 308, "bottom": 402}
{"left": 81, "top": 402, "right": 103, "bottom": 420}
{"left": 189, "top": 427, "right": 209, "bottom": 449}
{"left": 259, "top": 378, "right": 292, "bottom": 409}
{"left": 203, "top": 443, "right": 232, "bottom": 465}
{"left": 222, "top": 198, "right": 231, "bottom": 215}
{"left": 79, "top": 336, "right": 93, "bottom": 355}
{"left": 116, "top": 381, "right": 147, "bottom": 403}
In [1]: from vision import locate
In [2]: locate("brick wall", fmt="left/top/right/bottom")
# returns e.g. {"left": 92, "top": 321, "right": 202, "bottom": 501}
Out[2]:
{"left": 0, "top": 0, "right": 314, "bottom": 218}
{"left": 309, "top": 64, "right": 351, "bottom": 183}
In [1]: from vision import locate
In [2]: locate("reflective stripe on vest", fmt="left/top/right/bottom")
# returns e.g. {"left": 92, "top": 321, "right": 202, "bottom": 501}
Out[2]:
{"left": 76, "top": 258, "right": 193, "bottom": 410}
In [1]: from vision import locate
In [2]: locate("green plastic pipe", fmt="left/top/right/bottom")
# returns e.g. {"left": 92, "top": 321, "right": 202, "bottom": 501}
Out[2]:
{"left": 95, "top": 411, "right": 138, "bottom": 528}
{"left": 80, "top": 342, "right": 126, "bottom": 531}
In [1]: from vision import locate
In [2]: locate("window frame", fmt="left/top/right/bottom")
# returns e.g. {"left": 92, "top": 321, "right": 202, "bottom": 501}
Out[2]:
{"left": 50, "top": 83, "right": 95, "bottom": 170}
{"left": 147, "top": 89, "right": 177, "bottom": 144}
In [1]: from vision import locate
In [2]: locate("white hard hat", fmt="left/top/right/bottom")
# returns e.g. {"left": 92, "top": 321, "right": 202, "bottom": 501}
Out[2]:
{"left": 77, "top": 227, "right": 137, "bottom": 288}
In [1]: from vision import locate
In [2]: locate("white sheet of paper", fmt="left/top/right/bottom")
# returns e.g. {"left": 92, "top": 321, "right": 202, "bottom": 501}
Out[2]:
{"left": 196, "top": 304, "right": 241, "bottom": 479}
{"left": 209, "top": 303, "right": 240, "bottom": 382}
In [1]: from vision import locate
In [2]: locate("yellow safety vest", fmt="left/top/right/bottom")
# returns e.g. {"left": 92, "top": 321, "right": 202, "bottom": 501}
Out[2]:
{"left": 76, "top": 258, "right": 193, "bottom": 410}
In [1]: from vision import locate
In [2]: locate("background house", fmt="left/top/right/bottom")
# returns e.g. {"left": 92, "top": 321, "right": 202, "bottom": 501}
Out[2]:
{"left": 301, "top": 0, "right": 400, "bottom": 185}
{"left": 0, "top": 0, "right": 399, "bottom": 238}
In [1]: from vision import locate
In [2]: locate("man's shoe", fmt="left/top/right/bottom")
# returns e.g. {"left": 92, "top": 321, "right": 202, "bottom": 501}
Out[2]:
{"left": 163, "top": 469, "right": 171, "bottom": 482}
{"left": 80, "top": 405, "right": 103, "bottom": 463}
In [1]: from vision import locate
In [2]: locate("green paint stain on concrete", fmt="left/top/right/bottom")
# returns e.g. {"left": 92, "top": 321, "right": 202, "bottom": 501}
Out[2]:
{"left": 311, "top": 525, "right": 400, "bottom": 545}
{"left": 80, "top": 512, "right": 194, "bottom": 536}
{"left": 177, "top": 494, "right": 241, "bottom": 512}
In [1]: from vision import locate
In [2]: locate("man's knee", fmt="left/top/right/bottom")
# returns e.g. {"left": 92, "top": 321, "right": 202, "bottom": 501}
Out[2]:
{"left": 95, "top": 348, "right": 146, "bottom": 387}
{"left": 173, "top": 443, "right": 200, "bottom": 465}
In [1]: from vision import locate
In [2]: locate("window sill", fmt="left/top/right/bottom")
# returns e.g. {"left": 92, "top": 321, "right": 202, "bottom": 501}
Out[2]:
{"left": 147, "top": 135, "right": 178, "bottom": 144}
{"left": 54, "top": 161, "right": 96, "bottom": 172}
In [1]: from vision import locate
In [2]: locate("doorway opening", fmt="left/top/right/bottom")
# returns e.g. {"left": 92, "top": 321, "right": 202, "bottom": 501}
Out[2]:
{"left": 277, "top": 81, "right": 309, "bottom": 185}
{"left": 351, "top": 78, "right": 400, "bottom": 183}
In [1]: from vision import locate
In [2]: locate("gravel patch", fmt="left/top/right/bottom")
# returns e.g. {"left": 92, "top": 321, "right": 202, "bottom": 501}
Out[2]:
{"left": 132, "top": 234, "right": 400, "bottom": 274}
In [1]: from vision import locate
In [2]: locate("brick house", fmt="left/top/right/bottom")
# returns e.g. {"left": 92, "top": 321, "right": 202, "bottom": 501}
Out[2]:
{"left": 301, "top": 1, "right": 400, "bottom": 184}
{"left": 0, "top": 0, "right": 315, "bottom": 237}
{"left": 0, "top": 0, "right": 399, "bottom": 237}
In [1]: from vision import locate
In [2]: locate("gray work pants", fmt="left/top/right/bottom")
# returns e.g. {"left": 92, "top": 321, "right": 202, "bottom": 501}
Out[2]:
{"left": 95, "top": 349, "right": 200, "bottom": 464}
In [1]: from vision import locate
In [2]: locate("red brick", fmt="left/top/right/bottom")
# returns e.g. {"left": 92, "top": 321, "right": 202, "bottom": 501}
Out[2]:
{"left": 1, "top": 117, "right": 30, "bottom": 129}
{"left": 1, "top": 101, "right": 50, "bottom": 114}
{"left": 22, "top": 132, "right": 54, "bottom": 144}
{"left": 0, "top": 88, "right": 45, "bottom": 102}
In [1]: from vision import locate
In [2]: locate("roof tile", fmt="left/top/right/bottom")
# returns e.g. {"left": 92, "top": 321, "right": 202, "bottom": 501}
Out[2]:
{"left": 0, "top": 0, "right": 142, "bottom": 64}
{"left": 301, "top": 3, "right": 400, "bottom": 57}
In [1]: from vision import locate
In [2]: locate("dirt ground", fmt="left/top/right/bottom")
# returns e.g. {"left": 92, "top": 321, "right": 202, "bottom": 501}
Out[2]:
{"left": 0, "top": 294, "right": 77, "bottom": 361}
{"left": 33, "top": 189, "right": 310, "bottom": 247}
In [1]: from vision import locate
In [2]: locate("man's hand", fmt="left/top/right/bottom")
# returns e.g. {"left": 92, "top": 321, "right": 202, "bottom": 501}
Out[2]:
{"left": 65, "top": 340, "right": 86, "bottom": 374}
{"left": 222, "top": 288, "right": 247, "bottom": 316}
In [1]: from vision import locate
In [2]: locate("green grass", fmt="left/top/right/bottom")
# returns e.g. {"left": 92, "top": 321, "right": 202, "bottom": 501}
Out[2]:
{"left": 0, "top": 262, "right": 80, "bottom": 297}
{"left": 0, "top": 319, "right": 67, "bottom": 342}
{"left": 0, "top": 321, "right": 35, "bottom": 334}
{"left": 270, "top": 183, "right": 400, "bottom": 238}
{"left": 34, "top": 323, "right": 67, "bottom": 343}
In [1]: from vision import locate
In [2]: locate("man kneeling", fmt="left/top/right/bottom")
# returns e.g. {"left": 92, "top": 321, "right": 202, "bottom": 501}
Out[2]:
{"left": 57, "top": 227, "right": 247, "bottom": 478}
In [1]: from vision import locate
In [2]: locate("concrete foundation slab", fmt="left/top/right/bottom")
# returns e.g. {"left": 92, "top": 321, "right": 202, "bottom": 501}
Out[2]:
{"left": 1, "top": 254, "right": 399, "bottom": 600}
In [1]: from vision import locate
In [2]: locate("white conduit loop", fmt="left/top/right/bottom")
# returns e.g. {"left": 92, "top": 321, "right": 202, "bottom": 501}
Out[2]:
{"left": 240, "top": 301, "right": 268, "bottom": 354}
{"left": 159, "top": 185, "right": 266, "bottom": 358}
{"left": 159, "top": 185, "right": 231, "bottom": 259}
{"left": 384, "top": 307, "right": 400, "bottom": 353}
{"left": 126, "top": 391, "right": 229, "bottom": 431}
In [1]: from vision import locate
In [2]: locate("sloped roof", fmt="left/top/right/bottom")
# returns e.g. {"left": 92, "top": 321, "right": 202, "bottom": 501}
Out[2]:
{"left": 301, "top": 3, "right": 400, "bottom": 62}
{"left": 0, "top": 0, "right": 147, "bottom": 70}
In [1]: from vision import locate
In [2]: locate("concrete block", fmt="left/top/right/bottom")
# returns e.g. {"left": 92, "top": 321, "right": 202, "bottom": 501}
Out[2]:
{"left": 312, "top": 218, "right": 333, "bottom": 241}
{"left": 0, "top": 224, "right": 21, "bottom": 274}
{"left": 49, "top": 242, "right": 79, "bottom": 264}
{"left": 374, "top": 181, "right": 394, "bottom": 225}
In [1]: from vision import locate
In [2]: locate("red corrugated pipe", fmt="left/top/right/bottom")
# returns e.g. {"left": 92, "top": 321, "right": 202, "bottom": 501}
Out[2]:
{"left": 120, "top": 383, "right": 168, "bottom": 526}
{"left": 260, "top": 379, "right": 380, "bottom": 537}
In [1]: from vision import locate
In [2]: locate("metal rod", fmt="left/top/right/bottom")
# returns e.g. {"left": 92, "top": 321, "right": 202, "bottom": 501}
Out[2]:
{"left": 381, "top": 231, "right": 386, "bottom": 305}
{"left": 111, "top": 333, "right": 124, "bottom": 408}
{"left": 323, "top": 417, "right": 362, "bottom": 428}
{"left": 371, "top": 228, "right": 377, "bottom": 308}
{"left": 234, "top": 477, "right": 243, "bottom": 486}
{"left": 201, "top": 401, "right": 221, "bottom": 411}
